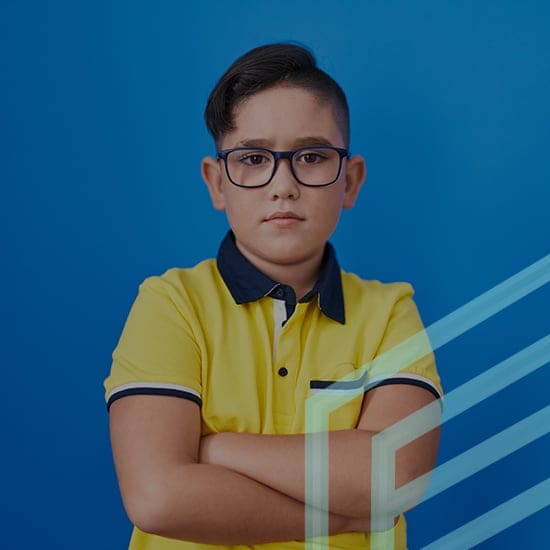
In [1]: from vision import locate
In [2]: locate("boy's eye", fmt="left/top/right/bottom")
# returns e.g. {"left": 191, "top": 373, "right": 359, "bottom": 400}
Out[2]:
{"left": 239, "top": 152, "right": 271, "bottom": 166}
{"left": 296, "top": 151, "right": 327, "bottom": 164}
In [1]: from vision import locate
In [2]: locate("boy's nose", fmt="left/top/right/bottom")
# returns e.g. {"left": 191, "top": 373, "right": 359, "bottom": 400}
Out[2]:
{"left": 269, "top": 158, "right": 301, "bottom": 199}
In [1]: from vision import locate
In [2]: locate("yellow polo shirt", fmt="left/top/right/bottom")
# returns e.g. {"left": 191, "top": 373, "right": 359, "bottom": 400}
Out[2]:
{"left": 104, "top": 232, "right": 442, "bottom": 549}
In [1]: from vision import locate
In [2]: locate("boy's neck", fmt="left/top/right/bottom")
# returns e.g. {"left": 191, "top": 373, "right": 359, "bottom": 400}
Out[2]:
{"left": 236, "top": 242, "right": 324, "bottom": 301}
{"left": 272, "top": 260, "right": 320, "bottom": 302}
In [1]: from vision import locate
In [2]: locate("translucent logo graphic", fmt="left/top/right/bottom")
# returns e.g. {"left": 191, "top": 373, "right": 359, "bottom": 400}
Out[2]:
{"left": 305, "top": 254, "right": 549, "bottom": 549}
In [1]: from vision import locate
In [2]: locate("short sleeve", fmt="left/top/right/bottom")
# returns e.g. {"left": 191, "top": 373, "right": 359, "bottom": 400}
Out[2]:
{"left": 367, "top": 284, "right": 443, "bottom": 399}
{"left": 103, "top": 274, "right": 202, "bottom": 411}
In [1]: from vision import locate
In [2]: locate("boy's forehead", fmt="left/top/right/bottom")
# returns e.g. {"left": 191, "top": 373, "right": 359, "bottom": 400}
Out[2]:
{"left": 223, "top": 86, "right": 345, "bottom": 148}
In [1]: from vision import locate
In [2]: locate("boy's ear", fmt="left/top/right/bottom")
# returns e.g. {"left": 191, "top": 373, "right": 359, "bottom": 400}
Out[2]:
{"left": 343, "top": 154, "right": 367, "bottom": 209}
{"left": 201, "top": 156, "right": 226, "bottom": 211}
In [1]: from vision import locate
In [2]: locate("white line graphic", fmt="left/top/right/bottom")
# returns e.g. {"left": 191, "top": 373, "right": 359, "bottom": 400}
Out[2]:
{"left": 305, "top": 254, "right": 550, "bottom": 548}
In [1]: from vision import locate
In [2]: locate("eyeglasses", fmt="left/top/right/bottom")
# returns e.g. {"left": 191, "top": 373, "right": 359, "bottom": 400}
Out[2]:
{"left": 217, "top": 146, "right": 350, "bottom": 188}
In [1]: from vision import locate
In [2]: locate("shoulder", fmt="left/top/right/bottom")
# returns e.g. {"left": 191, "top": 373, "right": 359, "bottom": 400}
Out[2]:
{"left": 135, "top": 258, "right": 238, "bottom": 321}
{"left": 341, "top": 269, "right": 415, "bottom": 307}
{"left": 138, "top": 258, "right": 221, "bottom": 296}
{"left": 131, "top": 258, "right": 227, "bottom": 316}
{"left": 339, "top": 270, "right": 419, "bottom": 334}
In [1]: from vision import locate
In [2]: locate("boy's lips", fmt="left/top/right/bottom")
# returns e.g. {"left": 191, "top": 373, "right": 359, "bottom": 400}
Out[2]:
{"left": 264, "top": 211, "right": 305, "bottom": 227}
{"left": 264, "top": 211, "right": 304, "bottom": 221}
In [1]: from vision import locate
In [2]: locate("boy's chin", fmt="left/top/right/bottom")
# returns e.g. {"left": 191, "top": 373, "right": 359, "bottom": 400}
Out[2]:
{"left": 259, "top": 242, "right": 322, "bottom": 266}
{"left": 234, "top": 233, "right": 325, "bottom": 267}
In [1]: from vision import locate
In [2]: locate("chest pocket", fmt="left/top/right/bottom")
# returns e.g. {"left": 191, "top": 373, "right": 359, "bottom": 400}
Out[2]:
{"left": 308, "top": 362, "right": 366, "bottom": 430}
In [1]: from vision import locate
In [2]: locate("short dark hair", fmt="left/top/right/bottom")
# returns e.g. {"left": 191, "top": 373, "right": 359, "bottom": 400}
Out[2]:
{"left": 204, "top": 43, "right": 350, "bottom": 147}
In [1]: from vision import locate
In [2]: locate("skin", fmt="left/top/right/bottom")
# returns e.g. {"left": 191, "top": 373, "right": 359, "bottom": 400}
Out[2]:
{"left": 201, "top": 85, "right": 366, "bottom": 299}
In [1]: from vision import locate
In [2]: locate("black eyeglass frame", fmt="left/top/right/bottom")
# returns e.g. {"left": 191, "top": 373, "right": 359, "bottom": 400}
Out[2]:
{"left": 216, "top": 146, "right": 350, "bottom": 188}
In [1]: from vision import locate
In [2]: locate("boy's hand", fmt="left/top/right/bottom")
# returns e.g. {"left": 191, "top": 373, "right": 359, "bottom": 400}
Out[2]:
{"left": 199, "top": 432, "right": 226, "bottom": 465}
{"left": 344, "top": 515, "right": 370, "bottom": 533}
{"left": 198, "top": 433, "right": 213, "bottom": 464}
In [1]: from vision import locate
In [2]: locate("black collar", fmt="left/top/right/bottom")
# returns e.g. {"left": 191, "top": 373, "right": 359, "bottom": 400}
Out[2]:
{"left": 216, "top": 231, "right": 345, "bottom": 324}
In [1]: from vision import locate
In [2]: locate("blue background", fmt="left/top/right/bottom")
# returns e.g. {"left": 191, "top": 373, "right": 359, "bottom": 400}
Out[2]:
{"left": 3, "top": 1, "right": 549, "bottom": 548}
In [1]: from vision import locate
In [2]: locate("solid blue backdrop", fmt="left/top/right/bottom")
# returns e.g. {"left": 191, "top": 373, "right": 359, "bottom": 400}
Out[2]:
{"left": 3, "top": 1, "right": 548, "bottom": 548}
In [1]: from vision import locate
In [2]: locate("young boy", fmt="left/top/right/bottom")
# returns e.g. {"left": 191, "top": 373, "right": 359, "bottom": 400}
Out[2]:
{"left": 104, "top": 43, "right": 442, "bottom": 549}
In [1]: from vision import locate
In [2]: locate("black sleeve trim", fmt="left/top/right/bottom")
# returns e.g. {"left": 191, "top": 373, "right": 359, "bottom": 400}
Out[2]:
{"left": 106, "top": 388, "right": 202, "bottom": 411}
{"left": 364, "top": 377, "right": 441, "bottom": 400}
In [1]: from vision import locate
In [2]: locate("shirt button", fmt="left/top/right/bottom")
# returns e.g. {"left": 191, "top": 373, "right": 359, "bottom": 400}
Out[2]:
{"left": 278, "top": 367, "right": 288, "bottom": 377}
{"left": 275, "top": 288, "right": 284, "bottom": 298}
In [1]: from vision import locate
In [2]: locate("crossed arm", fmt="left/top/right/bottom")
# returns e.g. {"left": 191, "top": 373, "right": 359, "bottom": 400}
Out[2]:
{"left": 109, "top": 384, "right": 440, "bottom": 545}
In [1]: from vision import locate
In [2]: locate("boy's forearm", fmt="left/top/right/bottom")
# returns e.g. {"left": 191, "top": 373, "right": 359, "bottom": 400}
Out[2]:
{"left": 147, "top": 463, "right": 366, "bottom": 545}
{"left": 200, "top": 430, "right": 376, "bottom": 519}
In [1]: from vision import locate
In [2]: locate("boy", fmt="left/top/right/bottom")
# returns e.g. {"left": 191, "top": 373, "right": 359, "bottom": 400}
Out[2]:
{"left": 104, "top": 43, "right": 442, "bottom": 549}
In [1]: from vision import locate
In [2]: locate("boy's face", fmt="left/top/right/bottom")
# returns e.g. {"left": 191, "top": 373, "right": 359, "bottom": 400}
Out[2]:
{"left": 202, "top": 86, "right": 365, "bottom": 272}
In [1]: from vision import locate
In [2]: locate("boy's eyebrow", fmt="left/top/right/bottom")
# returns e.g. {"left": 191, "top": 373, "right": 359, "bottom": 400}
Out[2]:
{"left": 236, "top": 136, "right": 335, "bottom": 148}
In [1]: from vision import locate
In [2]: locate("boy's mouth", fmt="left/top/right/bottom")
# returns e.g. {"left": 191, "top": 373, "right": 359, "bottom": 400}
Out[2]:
{"left": 264, "top": 211, "right": 305, "bottom": 227}
{"left": 265, "top": 211, "right": 304, "bottom": 221}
